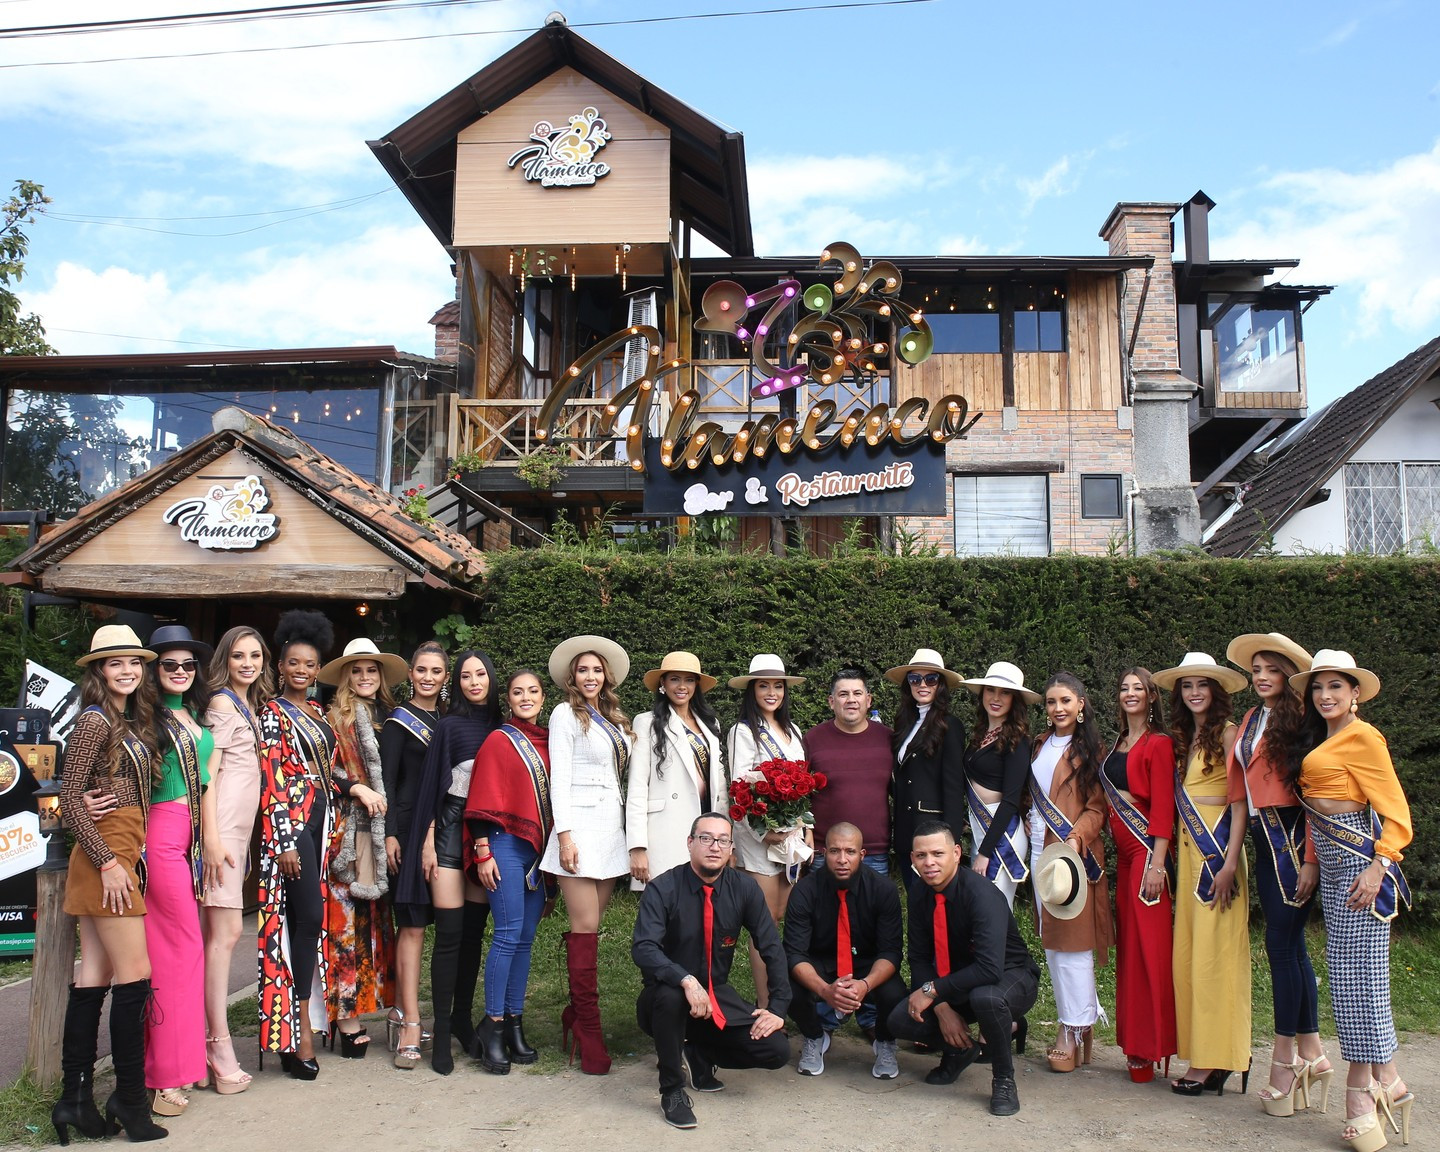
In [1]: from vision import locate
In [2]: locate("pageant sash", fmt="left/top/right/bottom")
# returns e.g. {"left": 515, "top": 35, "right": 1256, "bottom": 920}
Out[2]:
{"left": 755, "top": 725, "right": 789, "bottom": 762}
{"left": 1175, "top": 775, "right": 1234, "bottom": 906}
{"left": 386, "top": 705, "right": 435, "bottom": 747}
{"left": 275, "top": 697, "right": 335, "bottom": 775}
{"left": 966, "top": 780, "right": 1028, "bottom": 883}
{"left": 161, "top": 710, "right": 207, "bottom": 900}
{"left": 85, "top": 705, "right": 154, "bottom": 888}
{"left": 684, "top": 726, "right": 712, "bottom": 802}
{"left": 500, "top": 724, "right": 552, "bottom": 892}
{"left": 1027, "top": 778, "right": 1102, "bottom": 883}
{"left": 1099, "top": 766, "right": 1167, "bottom": 907}
{"left": 586, "top": 706, "right": 630, "bottom": 787}
{"left": 1301, "top": 801, "right": 1411, "bottom": 923}
{"left": 1252, "top": 805, "right": 1308, "bottom": 909}
{"left": 217, "top": 687, "right": 262, "bottom": 745}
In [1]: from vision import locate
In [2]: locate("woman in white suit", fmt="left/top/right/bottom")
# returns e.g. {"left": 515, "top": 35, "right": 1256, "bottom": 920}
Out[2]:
{"left": 626, "top": 652, "right": 725, "bottom": 891}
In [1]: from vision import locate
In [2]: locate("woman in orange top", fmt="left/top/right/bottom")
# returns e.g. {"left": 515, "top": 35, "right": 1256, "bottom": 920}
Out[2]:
{"left": 1289, "top": 651, "right": 1413, "bottom": 1152}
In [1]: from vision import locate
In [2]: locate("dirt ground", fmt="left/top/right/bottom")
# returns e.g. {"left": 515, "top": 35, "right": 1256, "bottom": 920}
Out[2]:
{"left": 90, "top": 1028, "right": 1431, "bottom": 1152}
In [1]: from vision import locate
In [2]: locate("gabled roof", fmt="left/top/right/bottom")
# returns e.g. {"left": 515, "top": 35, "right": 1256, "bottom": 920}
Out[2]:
{"left": 13, "top": 407, "right": 485, "bottom": 588}
{"left": 1206, "top": 336, "right": 1440, "bottom": 557}
{"left": 368, "top": 22, "right": 752, "bottom": 257}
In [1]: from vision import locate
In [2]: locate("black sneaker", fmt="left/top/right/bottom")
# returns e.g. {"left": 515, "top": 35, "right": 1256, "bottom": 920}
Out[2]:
{"left": 989, "top": 1075, "right": 1020, "bottom": 1116}
{"left": 925, "top": 1044, "right": 982, "bottom": 1085}
{"left": 683, "top": 1044, "right": 725, "bottom": 1092}
{"left": 661, "top": 1088, "right": 697, "bottom": 1129}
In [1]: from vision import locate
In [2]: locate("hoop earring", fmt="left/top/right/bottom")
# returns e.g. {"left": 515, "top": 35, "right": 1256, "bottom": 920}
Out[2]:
{"left": 1077, "top": 709, "right": 1086, "bottom": 724}
{"left": 1046, "top": 715, "right": 1054, "bottom": 728}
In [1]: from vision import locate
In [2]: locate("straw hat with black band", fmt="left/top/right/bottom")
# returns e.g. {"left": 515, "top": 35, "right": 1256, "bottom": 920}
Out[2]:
{"left": 642, "top": 651, "right": 717, "bottom": 693}
{"left": 1035, "top": 841, "right": 1089, "bottom": 920}
{"left": 318, "top": 638, "right": 411, "bottom": 688}
{"left": 1225, "top": 632, "right": 1312, "bottom": 676}
{"left": 1288, "top": 649, "right": 1381, "bottom": 703}
{"left": 884, "top": 648, "right": 963, "bottom": 691}
{"left": 728, "top": 654, "right": 806, "bottom": 690}
{"left": 1151, "top": 652, "right": 1248, "bottom": 695}
{"left": 148, "top": 624, "right": 214, "bottom": 662}
{"left": 549, "top": 635, "right": 631, "bottom": 689}
{"left": 960, "top": 660, "right": 1041, "bottom": 705}
{"left": 77, "top": 624, "right": 157, "bottom": 667}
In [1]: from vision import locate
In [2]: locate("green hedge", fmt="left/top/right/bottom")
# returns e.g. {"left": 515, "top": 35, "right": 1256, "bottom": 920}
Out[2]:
{"left": 433, "top": 550, "right": 1440, "bottom": 917}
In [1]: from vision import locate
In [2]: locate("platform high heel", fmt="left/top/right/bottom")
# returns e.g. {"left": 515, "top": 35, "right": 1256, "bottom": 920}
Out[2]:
{"left": 1259, "top": 1058, "right": 1308, "bottom": 1117}
{"left": 1344, "top": 1084, "right": 1388, "bottom": 1152}
{"left": 1305, "top": 1057, "right": 1336, "bottom": 1114}
{"left": 1377, "top": 1077, "right": 1414, "bottom": 1147}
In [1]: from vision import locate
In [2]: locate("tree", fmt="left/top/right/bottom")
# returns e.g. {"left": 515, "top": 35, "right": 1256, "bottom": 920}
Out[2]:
{"left": 1, "top": 179, "right": 53, "bottom": 356}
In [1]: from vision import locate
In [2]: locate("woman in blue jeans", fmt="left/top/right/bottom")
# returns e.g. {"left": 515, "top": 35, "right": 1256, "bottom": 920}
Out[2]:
{"left": 465, "top": 670, "right": 552, "bottom": 1074}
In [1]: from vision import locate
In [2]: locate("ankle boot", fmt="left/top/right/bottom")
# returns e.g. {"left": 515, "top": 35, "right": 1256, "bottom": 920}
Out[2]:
{"left": 104, "top": 979, "right": 167, "bottom": 1142}
{"left": 472, "top": 1015, "right": 510, "bottom": 1075}
{"left": 564, "top": 931, "right": 610, "bottom": 1075}
{"left": 52, "top": 984, "right": 109, "bottom": 1145}
{"left": 502, "top": 1013, "right": 537, "bottom": 1064}
{"left": 428, "top": 906, "right": 463, "bottom": 1075}
{"left": 450, "top": 900, "right": 488, "bottom": 1053}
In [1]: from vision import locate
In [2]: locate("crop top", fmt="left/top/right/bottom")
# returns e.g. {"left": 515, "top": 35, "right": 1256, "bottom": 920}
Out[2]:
{"left": 1299, "top": 719, "right": 1412, "bottom": 863}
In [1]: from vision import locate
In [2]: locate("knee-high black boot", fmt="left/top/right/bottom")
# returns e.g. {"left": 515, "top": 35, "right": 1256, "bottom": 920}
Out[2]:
{"left": 450, "top": 900, "right": 489, "bottom": 1053}
{"left": 104, "top": 979, "right": 166, "bottom": 1142}
{"left": 51, "top": 984, "right": 109, "bottom": 1145}
{"left": 428, "top": 907, "right": 463, "bottom": 1075}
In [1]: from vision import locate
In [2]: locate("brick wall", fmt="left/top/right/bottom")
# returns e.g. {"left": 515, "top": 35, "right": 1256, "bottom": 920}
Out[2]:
{"left": 1099, "top": 202, "right": 1181, "bottom": 377}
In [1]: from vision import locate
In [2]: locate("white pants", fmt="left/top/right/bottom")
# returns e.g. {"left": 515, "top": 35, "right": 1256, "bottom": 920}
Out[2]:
{"left": 969, "top": 800, "right": 1026, "bottom": 910}
{"left": 1029, "top": 818, "right": 1100, "bottom": 1030}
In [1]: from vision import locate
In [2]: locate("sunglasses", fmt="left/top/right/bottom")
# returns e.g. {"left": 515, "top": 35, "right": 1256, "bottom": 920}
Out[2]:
{"left": 158, "top": 659, "right": 199, "bottom": 673}
{"left": 906, "top": 672, "right": 942, "bottom": 686}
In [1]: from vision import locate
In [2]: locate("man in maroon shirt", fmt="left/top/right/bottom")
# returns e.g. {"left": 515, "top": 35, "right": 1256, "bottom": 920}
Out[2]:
{"left": 805, "top": 669, "right": 894, "bottom": 877}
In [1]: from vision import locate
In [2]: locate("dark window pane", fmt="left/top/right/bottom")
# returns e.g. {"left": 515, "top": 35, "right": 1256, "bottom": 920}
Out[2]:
{"left": 1081, "top": 473, "right": 1123, "bottom": 519}
{"left": 1014, "top": 311, "right": 1039, "bottom": 352}
{"left": 927, "top": 313, "right": 1000, "bottom": 354}
{"left": 1038, "top": 310, "right": 1063, "bottom": 351}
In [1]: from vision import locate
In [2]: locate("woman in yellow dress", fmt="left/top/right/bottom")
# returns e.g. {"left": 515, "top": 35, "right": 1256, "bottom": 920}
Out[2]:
{"left": 1153, "top": 652, "right": 1251, "bottom": 1096}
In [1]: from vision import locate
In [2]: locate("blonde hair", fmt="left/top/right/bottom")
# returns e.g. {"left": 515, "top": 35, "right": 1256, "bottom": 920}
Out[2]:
{"left": 562, "top": 650, "right": 632, "bottom": 738}
{"left": 328, "top": 666, "right": 397, "bottom": 733}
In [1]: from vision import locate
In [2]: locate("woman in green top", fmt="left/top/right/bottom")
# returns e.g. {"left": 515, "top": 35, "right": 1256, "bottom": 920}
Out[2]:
{"left": 143, "top": 625, "right": 224, "bottom": 1116}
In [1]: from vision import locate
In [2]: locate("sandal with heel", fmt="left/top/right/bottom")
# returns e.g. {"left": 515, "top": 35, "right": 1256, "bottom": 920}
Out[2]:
{"left": 1258, "top": 1058, "right": 1308, "bottom": 1117}
{"left": 1376, "top": 1077, "right": 1414, "bottom": 1147}
{"left": 205, "top": 1035, "right": 252, "bottom": 1095}
{"left": 1304, "top": 1056, "right": 1335, "bottom": 1114}
{"left": 150, "top": 1088, "right": 188, "bottom": 1116}
{"left": 1344, "top": 1084, "right": 1388, "bottom": 1152}
{"left": 393, "top": 1019, "right": 423, "bottom": 1071}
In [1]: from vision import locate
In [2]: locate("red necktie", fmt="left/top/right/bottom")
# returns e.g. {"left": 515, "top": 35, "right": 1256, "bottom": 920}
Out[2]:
{"left": 836, "top": 890, "right": 854, "bottom": 979}
{"left": 703, "top": 884, "right": 727, "bottom": 1028}
{"left": 933, "top": 892, "right": 951, "bottom": 978}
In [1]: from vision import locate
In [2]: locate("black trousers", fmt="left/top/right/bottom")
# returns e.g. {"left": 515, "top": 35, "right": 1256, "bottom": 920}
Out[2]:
{"left": 885, "top": 964, "right": 1039, "bottom": 1080}
{"left": 788, "top": 968, "right": 908, "bottom": 1041}
{"left": 637, "top": 983, "right": 790, "bottom": 1094}
{"left": 283, "top": 792, "right": 328, "bottom": 1001}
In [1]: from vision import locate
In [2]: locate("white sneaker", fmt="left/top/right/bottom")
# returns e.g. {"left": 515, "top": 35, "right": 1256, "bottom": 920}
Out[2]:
{"left": 871, "top": 1038, "right": 899, "bottom": 1079}
{"left": 797, "top": 1032, "right": 831, "bottom": 1076}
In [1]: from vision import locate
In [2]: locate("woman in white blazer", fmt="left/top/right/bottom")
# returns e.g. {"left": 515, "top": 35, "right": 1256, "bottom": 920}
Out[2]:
{"left": 625, "top": 652, "right": 725, "bottom": 891}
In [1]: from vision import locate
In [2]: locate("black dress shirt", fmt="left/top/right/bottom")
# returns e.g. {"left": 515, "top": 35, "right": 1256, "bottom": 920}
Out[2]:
{"left": 633, "top": 862, "right": 791, "bottom": 1019}
{"left": 908, "top": 866, "right": 1039, "bottom": 1001}
{"left": 783, "top": 862, "right": 903, "bottom": 981}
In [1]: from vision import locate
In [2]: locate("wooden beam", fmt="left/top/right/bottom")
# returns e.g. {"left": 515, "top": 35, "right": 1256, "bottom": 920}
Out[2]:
{"left": 1192, "top": 416, "right": 1286, "bottom": 499}
{"left": 43, "top": 564, "right": 408, "bottom": 599}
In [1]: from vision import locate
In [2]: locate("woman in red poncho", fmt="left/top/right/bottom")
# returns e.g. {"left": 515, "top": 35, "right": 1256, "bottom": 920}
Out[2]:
{"left": 465, "top": 669, "right": 552, "bottom": 1075}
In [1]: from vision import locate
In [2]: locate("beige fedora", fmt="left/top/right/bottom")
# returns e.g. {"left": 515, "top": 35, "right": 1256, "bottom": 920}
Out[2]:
{"left": 961, "top": 660, "right": 1041, "bottom": 705}
{"left": 884, "top": 648, "right": 963, "bottom": 691}
{"left": 728, "top": 654, "right": 806, "bottom": 690}
{"left": 642, "top": 651, "right": 718, "bottom": 693}
{"left": 318, "top": 638, "right": 410, "bottom": 687}
{"left": 77, "top": 624, "right": 157, "bottom": 667}
{"left": 1034, "top": 841, "right": 1088, "bottom": 921}
{"left": 1151, "top": 652, "right": 1248, "bottom": 695}
{"left": 549, "top": 634, "right": 630, "bottom": 689}
{"left": 1226, "top": 632, "right": 1313, "bottom": 675}
{"left": 1289, "top": 649, "right": 1381, "bottom": 703}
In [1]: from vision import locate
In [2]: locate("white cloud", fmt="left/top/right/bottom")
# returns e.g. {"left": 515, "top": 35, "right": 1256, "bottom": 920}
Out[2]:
{"left": 1017, "top": 152, "right": 1092, "bottom": 214}
{"left": 1214, "top": 140, "right": 1440, "bottom": 333}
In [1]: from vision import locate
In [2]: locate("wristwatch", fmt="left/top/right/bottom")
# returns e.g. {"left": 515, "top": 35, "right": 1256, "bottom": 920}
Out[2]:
{"left": 1374, "top": 856, "right": 1393, "bottom": 871}
{"left": 921, "top": 980, "right": 936, "bottom": 997}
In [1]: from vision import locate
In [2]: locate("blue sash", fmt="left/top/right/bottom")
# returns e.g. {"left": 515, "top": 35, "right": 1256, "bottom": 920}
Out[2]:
{"left": 500, "top": 724, "right": 552, "bottom": 892}
{"left": 1175, "top": 772, "right": 1234, "bottom": 906}
{"left": 1301, "top": 801, "right": 1411, "bottom": 923}
{"left": 386, "top": 705, "right": 436, "bottom": 747}
{"left": 586, "top": 706, "right": 630, "bottom": 785}
{"left": 216, "top": 687, "right": 261, "bottom": 744}
{"left": 1027, "top": 777, "right": 1102, "bottom": 883}
{"left": 1251, "top": 806, "right": 1308, "bottom": 909}
{"left": 966, "top": 779, "right": 1027, "bottom": 883}
{"left": 754, "top": 725, "right": 789, "bottom": 762}
{"left": 1099, "top": 764, "right": 1167, "bottom": 907}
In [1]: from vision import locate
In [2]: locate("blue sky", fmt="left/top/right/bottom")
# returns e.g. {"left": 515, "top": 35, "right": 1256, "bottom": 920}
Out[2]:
{"left": 4, "top": 0, "right": 1439, "bottom": 408}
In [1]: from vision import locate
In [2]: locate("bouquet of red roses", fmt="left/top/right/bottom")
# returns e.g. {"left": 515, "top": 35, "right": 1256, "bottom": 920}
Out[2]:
{"left": 728, "top": 757, "right": 828, "bottom": 836}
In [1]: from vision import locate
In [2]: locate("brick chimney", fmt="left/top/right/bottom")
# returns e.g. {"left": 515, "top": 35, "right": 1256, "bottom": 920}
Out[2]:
{"left": 428, "top": 300, "right": 460, "bottom": 364}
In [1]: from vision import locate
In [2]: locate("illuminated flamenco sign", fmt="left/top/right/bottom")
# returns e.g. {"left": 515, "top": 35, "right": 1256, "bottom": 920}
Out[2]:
{"left": 507, "top": 107, "right": 612, "bottom": 188}
{"left": 162, "top": 474, "right": 280, "bottom": 551}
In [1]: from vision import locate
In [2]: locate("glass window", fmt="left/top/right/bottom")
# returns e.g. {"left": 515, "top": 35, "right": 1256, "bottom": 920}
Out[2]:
{"left": 953, "top": 474, "right": 1050, "bottom": 556}
{"left": 1345, "top": 461, "right": 1440, "bottom": 553}
{"left": 1214, "top": 304, "right": 1300, "bottom": 393}
{"left": 912, "top": 283, "right": 1000, "bottom": 353}
{"left": 1081, "top": 474, "right": 1124, "bottom": 519}
{"left": 1012, "top": 283, "right": 1066, "bottom": 352}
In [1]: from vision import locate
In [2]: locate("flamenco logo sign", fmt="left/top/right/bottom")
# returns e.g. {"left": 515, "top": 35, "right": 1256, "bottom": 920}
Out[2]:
{"left": 507, "top": 107, "right": 612, "bottom": 188}
{"left": 162, "top": 474, "right": 280, "bottom": 551}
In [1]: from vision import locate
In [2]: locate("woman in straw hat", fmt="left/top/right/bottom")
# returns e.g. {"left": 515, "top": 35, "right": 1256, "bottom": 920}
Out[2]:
{"left": 1104, "top": 667, "right": 1176, "bottom": 1082}
{"left": 959, "top": 661, "right": 1038, "bottom": 910}
{"left": 1028, "top": 671, "right": 1112, "bottom": 1073}
{"left": 52, "top": 625, "right": 167, "bottom": 1144}
{"left": 318, "top": 638, "right": 406, "bottom": 1057}
{"left": 256, "top": 609, "right": 338, "bottom": 1081}
{"left": 1224, "top": 634, "right": 1333, "bottom": 1117}
{"left": 541, "top": 635, "right": 633, "bottom": 1074}
{"left": 726, "top": 654, "right": 808, "bottom": 1009}
{"left": 625, "top": 652, "right": 725, "bottom": 891}
{"left": 1288, "top": 651, "right": 1413, "bottom": 1151}
{"left": 886, "top": 648, "right": 967, "bottom": 893}
{"left": 1154, "top": 652, "right": 1251, "bottom": 1097}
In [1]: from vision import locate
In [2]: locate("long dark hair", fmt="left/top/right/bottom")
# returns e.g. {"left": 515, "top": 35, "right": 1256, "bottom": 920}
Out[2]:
{"left": 891, "top": 678, "right": 952, "bottom": 760}
{"left": 1037, "top": 671, "right": 1103, "bottom": 805}
{"left": 80, "top": 658, "right": 161, "bottom": 767}
{"left": 504, "top": 668, "right": 545, "bottom": 723}
{"left": 967, "top": 687, "right": 1028, "bottom": 755}
{"left": 1249, "top": 649, "right": 1305, "bottom": 782}
{"left": 446, "top": 649, "right": 501, "bottom": 723}
{"left": 151, "top": 646, "right": 213, "bottom": 739}
{"left": 649, "top": 682, "right": 721, "bottom": 779}
{"left": 1114, "top": 667, "right": 1164, "bottom": 735}
{"left": 1284, "top": 669, "right": 1359, "bottom": 791}
{"left": 206, "top": 626, "right": 274, "bottom": 712}
{"left": 403, "top": 640, "right": 448, "bottom": 712}
{"left": 1169, "top": 676, "right": 1233, "bottom": 776}
{"left": 738, "top": 679, "right": 796, "bottom": 744}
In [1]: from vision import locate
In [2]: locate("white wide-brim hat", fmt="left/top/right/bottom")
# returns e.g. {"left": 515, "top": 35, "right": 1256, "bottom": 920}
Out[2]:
{"left": 318, "top": 638, "right": 410, "bottom": 687}
{"left": 642, "top": 651, "right": 718, "bottom": 693}
{"left": 1035, "top": 841, "right": 1088, "bottom": 921}
{"left": 1225, "top": 632, "right": 1313, "bottom": 675}
{"left": 549, "top": 635, "right": 630, "bottom": 689}
{"left": 1151, "top": 652, "right": 1248, "bottom": 695}
{"left": 884, "top": 648, "right": 963, "bottom": 691}
{"left": 960, "top": 660, "right": 1041, "bottom": 705}
{"left": 77, "top": 624, "right": 157, "bottom": 667}
{"left": 1289, "top": 649, "right": 1381, "bottom": 702}
{"left": 728, "top": 653, "right": 806, "bottom": 690}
